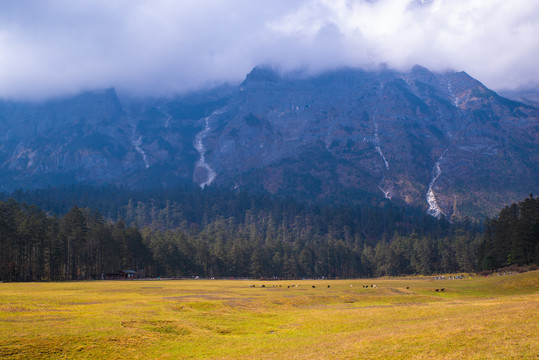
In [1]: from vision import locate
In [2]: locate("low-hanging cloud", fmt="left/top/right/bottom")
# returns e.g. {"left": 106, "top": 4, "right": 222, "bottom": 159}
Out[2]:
{"left": 0, "top": 0, "right": 537, "bottom": 100}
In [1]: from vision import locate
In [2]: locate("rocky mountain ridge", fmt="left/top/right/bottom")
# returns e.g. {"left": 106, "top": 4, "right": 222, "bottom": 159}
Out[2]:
{"left": 0, "top": 65, "right": 537, "bottom": 219}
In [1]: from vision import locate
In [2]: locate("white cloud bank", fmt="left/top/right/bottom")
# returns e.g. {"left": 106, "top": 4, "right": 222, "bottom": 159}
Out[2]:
{"left": 0, "top": 0, "right": 537, "bottom": 100}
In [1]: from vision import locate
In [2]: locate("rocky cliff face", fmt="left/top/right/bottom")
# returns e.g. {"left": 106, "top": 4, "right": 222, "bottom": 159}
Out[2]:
{"left": 0, "top": 66, "right": 537, "bottom": 219}
{"left": 0, "top": 88, "right": 227, "bottom": 190}
{"left": 201, "top": 66, "right": 538, "bottom": 219}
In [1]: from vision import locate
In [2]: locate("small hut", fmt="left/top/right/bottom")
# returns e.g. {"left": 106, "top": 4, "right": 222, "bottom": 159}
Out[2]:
{"left": 105, "top": 270, "right": 139, "bottom": 279}
{"left": 120, "top": 270, "right": 137, "bottom": 279}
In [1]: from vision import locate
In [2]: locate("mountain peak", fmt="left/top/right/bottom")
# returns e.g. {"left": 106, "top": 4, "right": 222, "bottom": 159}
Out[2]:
{"left": 0, "top": 65, "right": 537, "bottom": 219}
{"left": 243, "top": 66, "right": 282, "bottom": 84}
{"left": 411, "top": 64, "right": 432, "bottom": 74}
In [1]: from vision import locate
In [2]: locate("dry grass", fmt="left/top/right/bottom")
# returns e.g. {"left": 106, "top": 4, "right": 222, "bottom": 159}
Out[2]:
{"left": 0, "top": 271, "right": 537, "bottom": 359}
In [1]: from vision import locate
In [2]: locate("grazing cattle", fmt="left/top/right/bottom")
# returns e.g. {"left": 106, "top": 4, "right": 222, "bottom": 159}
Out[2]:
{"left": 312, "top": 285, "right": 316, "bottom": 288}
{"left": 261, "top": 285, "right": 265, "bottom": 288}
{"left": 441, "top": 288, "right": 445, "bottom": 292}
{"left": 406, "top": 287, "right": 409, "bottom": 289}
{"left": 373, "top": 285, "right": 377, "bottom": 288}
{"left": 327, "top": 285, "right": 330, "bottom": 288}
{"left": 435, "top": 289, "right": 439, "bottom": 292}
{"left": 249, "top": 284, "right": 255, "bottom": 288}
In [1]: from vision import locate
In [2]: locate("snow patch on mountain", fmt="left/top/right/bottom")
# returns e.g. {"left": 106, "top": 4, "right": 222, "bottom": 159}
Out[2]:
{"left": 374, "top": 118, "right": 389, "bottom": 170}
{"left": 447, "top": 80, "right": 458, "bottom": 107}
{"left": 378, "top": 184, "right": 391, "bottom": 200}
{"left": 373, "top": 112, "right": 391, "bottom": 199}
{"left": 132, "top": 136, "right": 150, "bottom": 169}
{"left": 159, "top": 107, "right": 171, "bottom": 128}
{"left": 426, "top": 150, "right": 447, "bottom": 218}
{"left": 194, "top": 109, "right": 224, "bottom": 188}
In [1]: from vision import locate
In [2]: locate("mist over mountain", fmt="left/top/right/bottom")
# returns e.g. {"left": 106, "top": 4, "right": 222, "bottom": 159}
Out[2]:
{"left": 0, "top": 66, "right": 537, "bottom": 220}
{"left": 2, "top": 0, "right": 538, "bottom": 101}
{"left": 498, "top": 88, "right": 539, "bottom": 108}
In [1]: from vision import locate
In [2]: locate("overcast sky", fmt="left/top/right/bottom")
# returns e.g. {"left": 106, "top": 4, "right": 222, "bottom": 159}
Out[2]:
{"left": 0, "top": 0, "right": 537, "bottom": 100}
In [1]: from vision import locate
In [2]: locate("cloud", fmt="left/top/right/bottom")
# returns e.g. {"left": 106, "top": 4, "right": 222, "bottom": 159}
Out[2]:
{"left": 0, "top": 0, "right": 537, "bottom": 100}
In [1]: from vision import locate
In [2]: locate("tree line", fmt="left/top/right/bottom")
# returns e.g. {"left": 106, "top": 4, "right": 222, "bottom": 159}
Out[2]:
{"left": 0, "top": 200, "right": 150, "bottom": 281}
{"left": 1, "top": 188, "right": 536, "bottom": 281}
{"left": 479, "top": 194, "right": 539, "bottom": 270}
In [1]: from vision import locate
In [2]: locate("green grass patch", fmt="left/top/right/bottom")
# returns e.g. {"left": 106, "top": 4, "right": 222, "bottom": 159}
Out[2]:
{"left": 0, "top": 272, "right": 537, "bottom": 359}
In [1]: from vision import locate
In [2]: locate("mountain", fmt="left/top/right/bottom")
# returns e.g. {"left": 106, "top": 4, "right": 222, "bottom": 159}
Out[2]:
{"left": 0, "top": 66, "right": 537, "bottom": 219}
{"left": 498, "top": 87, "right": 539, "bottom": 108}
{"left": 0, "top": 87, "right": 228, "bottom": 190}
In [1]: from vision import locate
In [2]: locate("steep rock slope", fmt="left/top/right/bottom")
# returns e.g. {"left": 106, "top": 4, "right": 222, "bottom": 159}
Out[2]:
{"left": 0, "top": 88, "right": 228, "bottom": 190}
{"left": 203, "top": 66, "right": 538, "bottom": 218}
{"left": 0, "top": 66, "right": 537, "bottom": 219}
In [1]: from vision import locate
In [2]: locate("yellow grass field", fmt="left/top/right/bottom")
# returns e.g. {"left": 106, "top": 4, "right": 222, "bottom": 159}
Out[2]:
{"left": 1, "top": 271, "right": 538, "bottom": 359}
